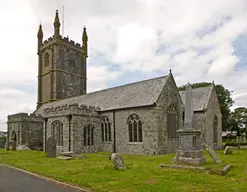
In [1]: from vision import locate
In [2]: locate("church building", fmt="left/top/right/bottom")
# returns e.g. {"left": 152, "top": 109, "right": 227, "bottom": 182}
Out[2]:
{"left": 7, "top": 10, "right": 222, "bottom": 155}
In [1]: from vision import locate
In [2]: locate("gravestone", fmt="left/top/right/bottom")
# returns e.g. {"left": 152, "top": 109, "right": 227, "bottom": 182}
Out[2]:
{"left": 205, "top": 144, "right": 221, "bottom": 163}
{"left": 224, "top": 146, "right": 234, "bottom": 155}
{"left": 46, "top": 137, "right": 57, "bottom": 158}
{"left": 109, "top": 153, "right": 126, "bottom": 170}
{"left": 5, "top": 142, "right": 10, "bottom": 151}
{"left": 174, "top": 83, "right": 205, "bottom": 165}
{"left": 9, "top": 141, "right": 16, "bottom": 151}
{"left": 16, "top": 145, "right": 31, "bottom": 151}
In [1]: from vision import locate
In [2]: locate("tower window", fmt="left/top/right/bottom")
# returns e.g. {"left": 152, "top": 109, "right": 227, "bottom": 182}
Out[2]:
{"left": 69, "top": 53, "right": 75, "bottom": 67}
{"left": 44, "top": 52, "right": 49, "bottom": 67}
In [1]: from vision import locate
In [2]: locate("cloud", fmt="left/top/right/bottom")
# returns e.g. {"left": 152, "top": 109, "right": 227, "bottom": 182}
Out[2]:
{"left": 1, "top": 0, "right": 247, "bottom": 130}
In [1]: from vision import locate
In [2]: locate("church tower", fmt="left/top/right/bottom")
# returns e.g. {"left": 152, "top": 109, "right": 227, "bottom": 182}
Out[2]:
{"left": 36, "top": 10, "right": 88, "bottom": 108}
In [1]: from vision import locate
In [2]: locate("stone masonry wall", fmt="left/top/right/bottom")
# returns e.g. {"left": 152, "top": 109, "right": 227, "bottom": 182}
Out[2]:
{"left": 7, "top": 113, "right": 43, "bottom": 149}
{"left": 155, "top": 74, "right": 184, "bottom": 154}
{"left": 205, "top": 87, "right": 222, "bottom": 150}
{"left": 113, "top": 106, "right": 158, "bottom": 155}
{"left": 42, "top": 103, "right": 100, "bottom": 154}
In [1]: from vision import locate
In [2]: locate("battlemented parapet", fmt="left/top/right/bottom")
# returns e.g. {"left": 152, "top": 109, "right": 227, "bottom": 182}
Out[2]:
{"left": 43, "top": 103, "right": 100, "bottom": 117}
{"left": 7, "top": 112, "right": 43, "bottom": 150}
{"left": 7, "top": 113, "right": 43, "bottom": 122}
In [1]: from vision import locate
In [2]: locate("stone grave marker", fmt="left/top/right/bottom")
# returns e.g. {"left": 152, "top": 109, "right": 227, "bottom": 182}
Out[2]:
{"left": 205, "top": 144, "right": 221, "bottom": 163}
{"left": 174, "top": 83, "right": 205, "bottom": 165}
{"left": 110, "top": 153, "right": 126, "bottom": 170}
{"left": 5, "top": 142, "right": 10, "bottom": 151}
{"left": 9, "top": 141, "right": 16, "bottom": 151}
{"left": 224, "top": 146, "right": 234, "bottom": 155}
{"left": 46, "top": 137, "right": 57, "bottom": 158}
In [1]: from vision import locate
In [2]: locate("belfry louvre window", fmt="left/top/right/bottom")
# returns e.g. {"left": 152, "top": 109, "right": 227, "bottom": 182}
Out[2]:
{"left": 44, "top": 52, "right": 49, "bottom": 66}
{"left": 101, "top": 116, "right": 111, "bottom": 142}
{"left": 213, "top": 115, "right": 218, "bottom": 143}
{"left": 128, "top": 114, "right": 142, "bottom": 142}
{"left": 69, "top": 53, "right": 75, "bottom": 67}
{"left": 51, "top": 120, "right": 63, "bottom": 145}
{"left": 167, "top": 104, "right": 179, "bottom": 138}
{"left": 83, "top": 124, "right": 94, "bottom": 146}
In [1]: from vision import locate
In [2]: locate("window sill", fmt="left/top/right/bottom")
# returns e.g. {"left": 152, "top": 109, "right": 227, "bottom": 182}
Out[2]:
{"left": 102, "top": 141, "right": 112, "bottom": 144}
{"left": 128, "top": 142, "right": 143, "bottom": 145}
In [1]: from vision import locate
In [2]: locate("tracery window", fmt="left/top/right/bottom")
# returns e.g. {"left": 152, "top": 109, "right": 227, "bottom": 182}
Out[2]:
{"left": 167, "top": 104, "right": 179, "bottom": 138}
{"left": 128, "top": 114, "right": 142, "bottom": 142}
{"left": 51, "top": 120, "right": 63, "bottom": 145}
{"left": 44, "top": 52, "right": 49, "bottom": 66}
{"left": 83, "top": 124, "right": 94, "bottom": 146}
{"left": 101, "top": 116, "right": 111, "bottom": 142}
{"left": 213, "top": 115, "right": 218, "bottom": 143}
{"left": 69, "top": 53, "right": 75, "bottom": 67}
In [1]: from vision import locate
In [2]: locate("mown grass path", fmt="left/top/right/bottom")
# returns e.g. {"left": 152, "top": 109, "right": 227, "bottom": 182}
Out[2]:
{"left": 0, "top": 149, "right": 247, "bottom": 192}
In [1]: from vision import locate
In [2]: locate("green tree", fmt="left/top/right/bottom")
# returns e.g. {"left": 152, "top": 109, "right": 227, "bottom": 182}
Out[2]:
{"left": 215, "top": 84, "right": 234, "bottom": 131}
{"left": 178, "top": 82, "right": 234, "bottom": 131}
{"left": 229, "top": 107, "right": 247, "bottom": 134}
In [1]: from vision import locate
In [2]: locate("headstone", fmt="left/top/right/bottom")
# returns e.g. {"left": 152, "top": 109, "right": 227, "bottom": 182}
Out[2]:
{"left": 174, "top": 83, "right": 205, "bottom": 165}
{"left": 224, "top": 146, "right": 234, "bottom": 155}
{"left": 9, "top": 141, "right": 16, "bottom": 151}
{"left": 110, "top": 153, "right": 126, "bottom": 170}
{"left": 16, "top": 145, "right": 31, "bottom": 151}
{"left": 205, "top": 144, "right": 221, "bottom": 163}
{"left": 46, "top": 137, "right": 57, "bottom": 158}
{"left": 5, "top": 142, "right": 10, "bottom": 151}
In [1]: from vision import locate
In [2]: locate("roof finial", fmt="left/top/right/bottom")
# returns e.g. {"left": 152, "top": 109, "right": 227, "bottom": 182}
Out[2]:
{"left": 53, "top": 9, "right": 61, "bottom": 37}
{"left": 37, "top": 24, "right": 43, "bottom": 39}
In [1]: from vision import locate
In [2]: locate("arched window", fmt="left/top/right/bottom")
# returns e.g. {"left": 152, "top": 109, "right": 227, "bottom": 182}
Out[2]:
{"left": 167, "top": 104, "right": 179, "bottom": 138}
{"left": 69, "top": 53, "right": 75, "bottom": 67}
{"left": 101, "top": 116, "right": 111, "bottom": 142}
{"left": 213, "top": 115, "right": 218, "bottom": 143}
{"left": 51, "top": 120, "right": 63, "bottom": 146}
{"left": 83, "top": 124, "right": 94, "bottom": 146}
{"left": 44, "top": 52, "right": 49, "bottom": 66}
{"left": 128, "top": 114, "right": 142, "bottom": 142}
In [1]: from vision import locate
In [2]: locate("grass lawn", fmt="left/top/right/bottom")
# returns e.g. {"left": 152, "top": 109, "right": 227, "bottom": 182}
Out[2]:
{"left": 0, "top": 149, "right": 247, "bottom": 192}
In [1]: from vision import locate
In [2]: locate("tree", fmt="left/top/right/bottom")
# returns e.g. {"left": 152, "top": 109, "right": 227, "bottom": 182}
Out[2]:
{"left": 178, "top": 82, "right": 234, "bottom": 131}
{"left": 229, "top": 107, "right": 247, "bottom": 135}
{"left": 215, "top": 84, "right": 234, "bottom": 131}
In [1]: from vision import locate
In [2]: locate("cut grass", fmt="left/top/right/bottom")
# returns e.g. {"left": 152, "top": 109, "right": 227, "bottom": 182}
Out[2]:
{"left": 0, "top": 149, "right": 247, "bottom": 192}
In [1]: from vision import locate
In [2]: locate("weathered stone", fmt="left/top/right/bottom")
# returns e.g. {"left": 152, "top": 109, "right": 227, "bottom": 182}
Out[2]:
{"left": 46, "top": 137, "right": 56, "bottom": 158}
{"left": 224, "top": 146, "right": 233, "bottom": 155}
{"left": 174, "top": 83, "right": 205, "bottom": 165}
{"left": 16, "top": 145, "right": 31, "bottom": 151}
{"left": 9, "top": 141, "right": 17, "bottom": 151}
{"left": 57, "top": 156, "right": 73, "bottom": 160}
{"left": 5, "top": 142, "right": 10, "bottom": 151}
{"left": 205, "top": 144, "right": 221, "bottom": 163}
{"left": 110, "top": 153, "right": 126, "bottom": 170}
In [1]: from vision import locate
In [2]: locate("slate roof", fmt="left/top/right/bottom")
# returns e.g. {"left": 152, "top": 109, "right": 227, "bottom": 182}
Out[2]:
{"left": 179, "top": 85, "right": 213, "bottom": 112}
{"left": 35, "top": 75, "right": 169, "bottom": 114}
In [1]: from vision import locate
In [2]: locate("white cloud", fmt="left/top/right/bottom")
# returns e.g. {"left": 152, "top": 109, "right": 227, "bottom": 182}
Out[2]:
{"left": 1, "top": 0, "right": 247, "bottom": 130}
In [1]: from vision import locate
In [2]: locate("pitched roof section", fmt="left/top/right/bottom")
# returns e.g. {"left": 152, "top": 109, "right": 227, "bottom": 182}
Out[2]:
{"left": 179, "top": 85, "right": 213, "bottom": 111}
{"left": 35, "top": 75, "right": 169, "bottom": 114}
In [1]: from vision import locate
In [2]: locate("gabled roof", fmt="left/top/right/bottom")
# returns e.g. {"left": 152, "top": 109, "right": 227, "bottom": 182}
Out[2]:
{"left": 35, "top": 75, "right": 169, "bottom": 114}
{"left": 179, "top": 85, "right": 213, "bottom": 112}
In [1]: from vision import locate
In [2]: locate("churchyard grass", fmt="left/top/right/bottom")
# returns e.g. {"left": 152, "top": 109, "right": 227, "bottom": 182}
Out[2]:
{"left": 0, "top": 149, "right": 247, "bottom": 192}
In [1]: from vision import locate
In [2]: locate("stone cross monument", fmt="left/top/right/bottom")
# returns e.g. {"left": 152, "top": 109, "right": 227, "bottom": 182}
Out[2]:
{"left": 174, "top": 83, "right": 205, "bottom": 165}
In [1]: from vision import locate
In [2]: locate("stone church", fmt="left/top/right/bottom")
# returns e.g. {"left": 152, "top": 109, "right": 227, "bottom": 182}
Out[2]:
{"left": 7, "top": 10, "right": 222, "bottom": 155}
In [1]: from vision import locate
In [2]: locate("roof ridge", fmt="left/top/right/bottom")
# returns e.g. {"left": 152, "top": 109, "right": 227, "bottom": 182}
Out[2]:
{"left": 85, "top": 75, "right": 168, "bottom": 96}
{"left": 179, "top": 84, "right": 213, "bottom": 92}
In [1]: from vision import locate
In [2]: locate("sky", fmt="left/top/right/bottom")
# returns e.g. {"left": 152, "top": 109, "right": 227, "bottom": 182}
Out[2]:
{"left": 1, "top": 0, "right": 247, "bottom": 131}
